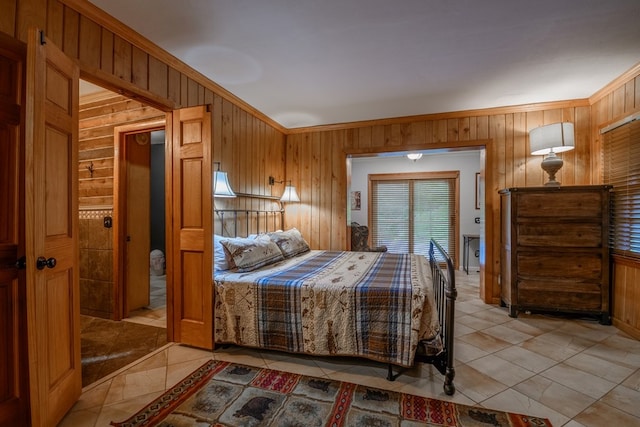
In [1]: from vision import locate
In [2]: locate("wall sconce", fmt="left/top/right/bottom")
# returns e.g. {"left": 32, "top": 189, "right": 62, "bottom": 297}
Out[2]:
{"left": 213, "top": 162, "right": 236, "bottom": 198}
{"left": 269, "top": 176, "right": 300, "bottom": 202}
{"left": 406, "top": 153, "right": 423, "bottom": 161}
{"left": 529, "top": 122, "right": 575, "bottom": 186}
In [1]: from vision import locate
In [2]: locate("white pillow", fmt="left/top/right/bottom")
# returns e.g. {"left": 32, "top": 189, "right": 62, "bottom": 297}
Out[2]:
{"left": 220, "top": 234, "right": 284, "bottom": 272}
{"left": 214, "top": 234, "right": 230, "bottom": 271}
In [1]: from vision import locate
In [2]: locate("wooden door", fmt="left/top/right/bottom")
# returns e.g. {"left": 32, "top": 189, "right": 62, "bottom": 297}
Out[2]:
{"left": 24, "top": 29, "right": 81, "bottom": 426}
{"left": 125, "top": 133, "right": 151, "bottom": 313}
{"left": 0, "top": 32, "right": 28, "bottom": 427}
{"left": 167, "top": 106, "right": 213, "bottom": 349}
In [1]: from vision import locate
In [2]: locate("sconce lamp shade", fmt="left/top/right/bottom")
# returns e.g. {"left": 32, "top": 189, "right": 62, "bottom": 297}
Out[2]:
{"left": 529, "top": 122, "right": 575, "bottom": 187}
{"left": 530, "top": 122, "right": 575, "bottom": 155}
{"left": 269, "top": 175, "right": 300, "bottom": 202}
{"left": 280, "top": 184, "right": 300, "bottom": 202}
{"left": 406, "top": 153, "right": 423, "bottom": 161}
{"left": 213, "top": 170, "right": 236, "bottom": 198}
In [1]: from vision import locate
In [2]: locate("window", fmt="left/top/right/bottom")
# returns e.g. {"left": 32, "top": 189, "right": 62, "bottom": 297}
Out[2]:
{"left": 603, "top": 118, "right": 640, "bottom": 258}
{"left": 369, "top": 172, "right": 458, "bottom": 262}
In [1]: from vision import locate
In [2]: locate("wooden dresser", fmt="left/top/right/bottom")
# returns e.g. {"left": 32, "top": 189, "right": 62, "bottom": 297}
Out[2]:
{"left": 499, "top": 185, "right": 612, "bottom": 324}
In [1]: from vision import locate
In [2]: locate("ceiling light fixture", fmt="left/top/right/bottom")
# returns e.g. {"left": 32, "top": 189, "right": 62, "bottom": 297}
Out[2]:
{"left": 407, "top": 153, "right": 423, "bottom": 161}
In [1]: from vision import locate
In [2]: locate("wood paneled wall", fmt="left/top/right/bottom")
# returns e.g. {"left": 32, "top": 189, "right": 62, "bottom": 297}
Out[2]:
{"left": 591, "top": 66, "right": 640, "bottom": 338}
{"left": 79, "top": 91, "right": 164, "bottom": 207}
{"left": 210, "top": 94, "right": 286, "bottom": 217}
{"left": 3, "top": 0, "right": 287, "bottom": 207}
{"left": 78, "top": 89, "right": 285, "bottom": 210}
{"left": 4, "top": 0, "right": 639, "bottom": 332}
{"left": 286, "top": 103, "right": 593, "bottom": 303}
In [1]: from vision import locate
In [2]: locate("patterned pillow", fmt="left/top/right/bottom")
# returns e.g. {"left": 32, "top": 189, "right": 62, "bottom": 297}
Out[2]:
{"left": 268, "top": 228, "right": 310, "bottom": 258}
{"left": 220, "top": 234, "right": 284, "bottom": 272}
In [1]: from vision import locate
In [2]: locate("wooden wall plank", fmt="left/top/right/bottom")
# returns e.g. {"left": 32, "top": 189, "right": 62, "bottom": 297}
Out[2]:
{"left": 179, "top": 74, "right": 188, "bottom": 107}
{"left": 504, "top": 114, "right": 514, "bottom": 189}
{"left": 512, "top": 112, "right": 526, "bottom": 188}
{"left": 46, "top": 0, "right": 63, "bottom": 46}
{"left": 525, "top": 110, "right": 543, "bottom": 186}
{"left": 148, "top": 55, "right": 168, "bottom": 99}
{"left": 16, "top": 0, "right": 46, "bottom": 41}
{"left": 131, "top": 46, "right": 148, "bottom": 90}
{"left": 100, "top": 28, "right": 113, "bottom": 74}
{"left": 78, "top": 15, "right": 101, "bottom": 68}
{"left": 0, "top": 0, "right": 17, "bottom": 36}
{"left": 232, "top": 105, "right": 242, "bottom": 195}
{"left": 447, "top": 118, "right": 458, "bottom": 142}
{"left": 167, "top": 66, "right": 181, "bottom": 106}
{"left": 248, "top": 113, "right": 257, "bottom": 197}
{"left": 62, "top": 6, "right": 79, "bottom": 58}
{"left": 331, "top": 130, "right": 346, "bottom": 249}
{"left": 112, "top": 34, "right": 131, "bottom": 81}
{"left": 311, "top": 133, "right": 322, "bottom": 246}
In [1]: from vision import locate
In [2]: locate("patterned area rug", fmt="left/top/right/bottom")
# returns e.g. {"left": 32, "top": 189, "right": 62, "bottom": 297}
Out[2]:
{"left": 111, "top": 359, "right": 552, "bottom": 427}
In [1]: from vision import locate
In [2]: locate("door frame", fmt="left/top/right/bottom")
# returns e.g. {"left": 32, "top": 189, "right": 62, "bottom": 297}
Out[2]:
{"left": 345, "top": 142, "right": 490, "bottom": 302}
{"left": 113, "top": 119, "right": 166, "bottom": 321}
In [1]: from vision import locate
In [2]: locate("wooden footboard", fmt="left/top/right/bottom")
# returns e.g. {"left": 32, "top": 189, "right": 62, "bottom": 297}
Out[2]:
{"left": 416, "top": 239, "right": 457, "bottom": 395}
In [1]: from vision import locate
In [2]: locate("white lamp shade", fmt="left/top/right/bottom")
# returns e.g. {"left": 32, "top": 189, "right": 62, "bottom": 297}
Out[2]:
{"left": 280, "top": 185, "right": 300, "bottom": 202}
{"left": 530, "top": 122, "right": 575, "bottom": 155}
{"left": 213, "top": 170, "right": 236, "bottom": 198}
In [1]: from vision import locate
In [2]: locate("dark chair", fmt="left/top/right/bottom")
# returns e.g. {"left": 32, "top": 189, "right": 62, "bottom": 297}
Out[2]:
{"left": 350, "top": 222, "right": 387, "bottom": 252}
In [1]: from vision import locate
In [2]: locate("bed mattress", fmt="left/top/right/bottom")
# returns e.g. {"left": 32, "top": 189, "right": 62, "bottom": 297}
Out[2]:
{"left": 214, "top": 250, "right": 440, "bottom": 367}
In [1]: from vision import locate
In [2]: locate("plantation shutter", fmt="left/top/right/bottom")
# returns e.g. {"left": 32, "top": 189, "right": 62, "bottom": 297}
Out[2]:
{"left": 370, "top": 173, "right": 457, "bottom": 261}
{"left": 603, "top": 118, "right": 640, "bottom": 258}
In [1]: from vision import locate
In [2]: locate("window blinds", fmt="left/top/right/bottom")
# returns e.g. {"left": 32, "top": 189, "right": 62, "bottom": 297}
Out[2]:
{"left": 603, "top": 119, "right": 640, "bottom": 258}
{"left": 370, "top": 176, "right": 456, "bottom": 259}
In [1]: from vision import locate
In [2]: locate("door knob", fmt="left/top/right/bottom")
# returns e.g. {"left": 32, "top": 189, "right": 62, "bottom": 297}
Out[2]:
{"left": 15, "top": 256, "right": 26, "bottom": 270}
{"left": 36, "top": 256, "right": 57, "bottom": 270}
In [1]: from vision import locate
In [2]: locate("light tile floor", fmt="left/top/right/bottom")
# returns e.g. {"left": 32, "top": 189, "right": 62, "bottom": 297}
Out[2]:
{"left": 61, "top": 271, "right": 640, "bottom": 427}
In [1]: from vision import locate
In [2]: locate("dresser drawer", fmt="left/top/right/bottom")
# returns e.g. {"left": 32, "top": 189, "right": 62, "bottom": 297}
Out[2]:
{"left": 517, "top": 192, "right": 603, "bottom": 218}
{"left": 517, "top": 279, "right": 603, "bottom": 310}
{"left": 516, "top": 252, "right": 603, "bottom": 280}
{"left": 516, "top": 223, "right": 603, "bottom": 247}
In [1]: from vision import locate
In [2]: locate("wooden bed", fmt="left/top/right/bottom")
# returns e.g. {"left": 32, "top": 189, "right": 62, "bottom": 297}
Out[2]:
{"left": 213, "top": 209, "right": 456, "bottom": 395}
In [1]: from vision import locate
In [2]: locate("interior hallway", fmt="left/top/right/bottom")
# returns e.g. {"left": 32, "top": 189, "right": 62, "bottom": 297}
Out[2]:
{"left": 64, "top": 272, "right": 640, "bottom": 427}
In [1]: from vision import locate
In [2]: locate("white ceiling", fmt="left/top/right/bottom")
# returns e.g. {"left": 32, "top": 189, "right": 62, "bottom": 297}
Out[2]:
{"left": 88, "top": 0, "right": 640, "bottom": 129}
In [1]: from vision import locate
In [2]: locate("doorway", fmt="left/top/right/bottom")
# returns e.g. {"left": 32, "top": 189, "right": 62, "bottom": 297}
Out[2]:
{"left": 349, "top": 148, "right": 485, "bottom": 277}
{"left": 121, "top": 128, "right": 167, "bottom": 327}
{"left": 78, "top": 82, "right": 169, "bottom": 387}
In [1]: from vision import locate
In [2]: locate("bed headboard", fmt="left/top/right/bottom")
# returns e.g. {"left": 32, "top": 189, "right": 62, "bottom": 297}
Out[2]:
{"left": 213, "top": 192, "right": 285, "bottom": 237}
{"left": 214, "top": 208, "right": 284, "bottom": 237}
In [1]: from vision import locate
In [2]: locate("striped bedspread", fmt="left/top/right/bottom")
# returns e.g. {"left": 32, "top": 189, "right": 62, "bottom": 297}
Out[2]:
{"left": 214, "top": 250, "right": 439, "bottom": 367}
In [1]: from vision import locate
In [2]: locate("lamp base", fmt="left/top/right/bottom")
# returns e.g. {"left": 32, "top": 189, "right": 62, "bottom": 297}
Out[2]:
{"left": 541, "top": 152, "right": 563, "bottom": 187}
